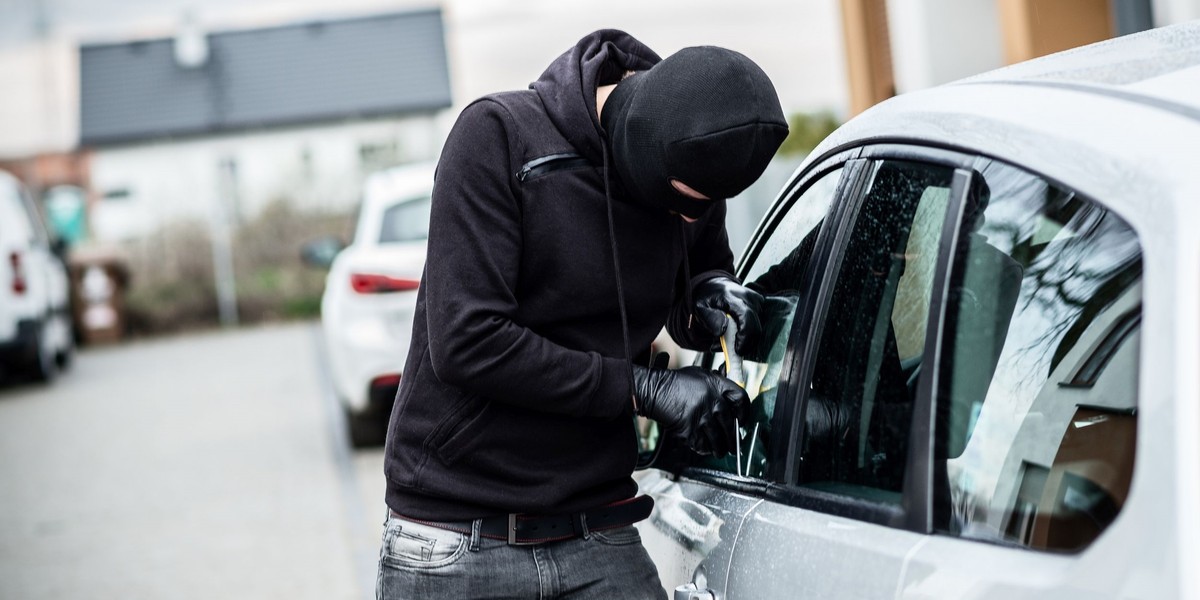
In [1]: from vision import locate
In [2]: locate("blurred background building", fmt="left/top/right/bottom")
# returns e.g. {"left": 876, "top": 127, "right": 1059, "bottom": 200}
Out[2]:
{"left": 79, "top": 9, "right": 449, "bottom": 240}
{"left": 0, "top": 0, "right": 1195, "bottom": 334}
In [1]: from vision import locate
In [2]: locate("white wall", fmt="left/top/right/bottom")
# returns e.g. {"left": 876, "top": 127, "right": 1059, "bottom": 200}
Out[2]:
{"left": 886, "top": 0, "right": 1004, "bottom": 94}
{"left": 0, "top": 39, "right": 77, "bottom": 159}
{"left": 1153, "top": 0, "right": 1200, "bottom": 25}
{"left": 88, "top": 115, "right": 439, "bottom": 241}
{"left": 442, "top": 0, "right": 847, "bottom": 116}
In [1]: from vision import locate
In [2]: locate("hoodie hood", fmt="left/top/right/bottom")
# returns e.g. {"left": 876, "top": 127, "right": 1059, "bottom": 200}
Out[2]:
{"left": 600, "top": 46, "right": 789, "bottom": 218}
{"left": 530, "top": 30, "right": 661, "bottom": 165}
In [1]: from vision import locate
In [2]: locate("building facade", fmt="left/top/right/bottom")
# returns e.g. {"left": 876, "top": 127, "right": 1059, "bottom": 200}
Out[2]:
{"left": 78, "top": 9, "right": 451, "bottom": 241}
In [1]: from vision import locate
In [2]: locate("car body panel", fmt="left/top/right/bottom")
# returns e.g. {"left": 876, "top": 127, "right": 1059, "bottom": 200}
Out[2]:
{"left": 728, "top": 501, "right": 923, "bottom": 599}
{"left": 636, "top": 470, "right": 763, "bottom": 598}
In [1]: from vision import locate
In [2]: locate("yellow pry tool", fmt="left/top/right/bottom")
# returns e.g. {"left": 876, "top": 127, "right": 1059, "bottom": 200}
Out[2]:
{"left": 719, "top": 314, "right": 747, "bottom": 476}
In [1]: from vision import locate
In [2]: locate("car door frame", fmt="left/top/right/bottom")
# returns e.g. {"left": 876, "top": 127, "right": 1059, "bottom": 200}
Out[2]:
{"left": 714, "top": 143, "right": 986, "bottom": 599}
{"left": 639, "top": 140, "right": 991, "bottom": 595}
{"left": 748, "top": 143, "right": 978, "bottom": 529}
{"left": 635, "top": 145, "right": 868, "bottom": 597}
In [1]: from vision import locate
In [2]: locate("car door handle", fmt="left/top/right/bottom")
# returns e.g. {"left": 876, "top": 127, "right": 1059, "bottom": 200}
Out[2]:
{"left": 675, "top": 583, "right": 716, "bottom": 600}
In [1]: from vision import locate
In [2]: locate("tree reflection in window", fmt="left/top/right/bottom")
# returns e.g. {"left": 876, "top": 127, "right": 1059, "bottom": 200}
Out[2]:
{"left": 936, "top": 160, "right": 1141, "bottom": 553}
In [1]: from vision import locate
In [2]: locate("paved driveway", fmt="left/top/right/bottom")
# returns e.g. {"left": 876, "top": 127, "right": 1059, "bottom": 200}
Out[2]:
{"left": 0, "top": 322, "right": 387, "bottom": 600}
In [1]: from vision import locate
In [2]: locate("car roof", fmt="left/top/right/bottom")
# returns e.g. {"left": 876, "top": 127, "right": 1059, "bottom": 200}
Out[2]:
{"left": 956, "top": 21, "right": 1200, "bottom": 120}
{"left": 800, "top": 21, "right": 1200, "bottom": 246}
{"left": 362, "top": 161, "right": 436, "bottom": 209}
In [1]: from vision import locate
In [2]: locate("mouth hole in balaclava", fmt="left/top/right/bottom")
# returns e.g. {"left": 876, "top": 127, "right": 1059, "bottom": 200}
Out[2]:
{"left": 669, "top": 179, "right": 717, "bottom": 220}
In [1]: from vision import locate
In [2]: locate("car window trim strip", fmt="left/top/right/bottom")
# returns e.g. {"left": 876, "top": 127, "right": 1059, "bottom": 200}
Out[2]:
{"left": 777, "top": 158, "right": 874, "bottom": 485}
{"left": 901, "top": 166, "right": 975, "bottom": 534}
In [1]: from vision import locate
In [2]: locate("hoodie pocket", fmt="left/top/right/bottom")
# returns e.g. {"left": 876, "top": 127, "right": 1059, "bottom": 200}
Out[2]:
{"left": 430, "top": 395, "right": 494, "bottom": 466}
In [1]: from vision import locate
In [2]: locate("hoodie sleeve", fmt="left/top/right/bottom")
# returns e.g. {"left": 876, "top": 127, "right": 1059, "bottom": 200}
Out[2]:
{"left": 423, "top": 99, "right": 632, "bottom": 420}
{"left": 665, "top": 203, "right": 738, "bottom": 351}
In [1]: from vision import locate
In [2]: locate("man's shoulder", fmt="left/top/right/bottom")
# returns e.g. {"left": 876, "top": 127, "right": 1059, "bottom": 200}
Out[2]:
{"left": 468, "top": 89, "right": 547, "bottom": 123}
{"left": 460, "top": 90, "right": 567, "bottom": 158}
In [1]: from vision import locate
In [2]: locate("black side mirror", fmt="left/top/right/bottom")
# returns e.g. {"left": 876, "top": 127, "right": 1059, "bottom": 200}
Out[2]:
{"left": 301, "top": 236, "right": 345, "bottom": 269}
{"left": 50, "top": 237, "right": 69, "bottom": 262}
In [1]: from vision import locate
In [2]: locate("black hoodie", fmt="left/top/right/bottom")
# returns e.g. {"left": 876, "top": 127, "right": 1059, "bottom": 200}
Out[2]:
{"left": 383, "top": 30, "right": 735, "bottom": 520}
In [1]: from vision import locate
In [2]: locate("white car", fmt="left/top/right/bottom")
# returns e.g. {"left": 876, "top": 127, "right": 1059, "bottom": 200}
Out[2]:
{"left": 0, "top": 169, "right": 74, "bottom": 382}
{"left": 638, "top": 23, "right": 1199, "bottom": 599}
{"left": 314, "top": 162, "right": 434, "bottom": 447}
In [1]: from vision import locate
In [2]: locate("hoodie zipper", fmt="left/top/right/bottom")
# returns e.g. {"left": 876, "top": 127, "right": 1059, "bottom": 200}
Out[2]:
{"left": 516, "top": 153, "right": 592, "bottom": 182}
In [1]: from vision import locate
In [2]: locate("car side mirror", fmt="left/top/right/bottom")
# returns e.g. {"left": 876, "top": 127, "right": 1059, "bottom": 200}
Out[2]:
{"left": 50, "top": 237, "right": 69, "bottom": 260}
{"left": 301, "top": 236, "right": 345, "bottom": 269}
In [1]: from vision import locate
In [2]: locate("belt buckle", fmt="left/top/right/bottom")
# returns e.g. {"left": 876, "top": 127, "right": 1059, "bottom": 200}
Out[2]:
{"left": 507, "top": 513, "right": 538, "bottom": 546}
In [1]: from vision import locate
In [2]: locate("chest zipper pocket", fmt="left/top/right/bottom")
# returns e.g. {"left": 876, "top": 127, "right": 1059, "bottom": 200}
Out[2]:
{"left": 517, "top": 153, "right": 592, "bottom": 182}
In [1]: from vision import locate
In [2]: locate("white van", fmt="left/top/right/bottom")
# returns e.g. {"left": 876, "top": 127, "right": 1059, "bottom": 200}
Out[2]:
{"left": 0, "top": 170, "right": 74, "bottom": 381}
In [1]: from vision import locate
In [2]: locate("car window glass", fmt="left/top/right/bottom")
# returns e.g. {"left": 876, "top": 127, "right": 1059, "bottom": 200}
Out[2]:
{"left": 796, "top": 160, "right": 955, "bottom": 505}
{"left": 379, "top": 196, "right": 432, "bottom": 244}
{"left": 703, "top": 166, "right": 842, "bottom": 479}
{"left": 934, "top": 160, "right": 1141, "bottom": 553}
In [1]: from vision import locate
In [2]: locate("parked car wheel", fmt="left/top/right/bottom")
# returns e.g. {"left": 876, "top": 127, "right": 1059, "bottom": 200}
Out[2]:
{"left": 346, "top": 404, "right": 388, "bottom": 449}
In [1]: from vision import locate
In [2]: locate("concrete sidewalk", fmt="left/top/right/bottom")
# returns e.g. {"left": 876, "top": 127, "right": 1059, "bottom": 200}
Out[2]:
{"left": 0, "top": 322, "right": 368, "bottom": 600}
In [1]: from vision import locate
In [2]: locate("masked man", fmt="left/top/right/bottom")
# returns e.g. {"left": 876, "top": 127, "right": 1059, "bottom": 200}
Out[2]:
{"left": 378, "top": 29, "right": 788, "bottom": 599}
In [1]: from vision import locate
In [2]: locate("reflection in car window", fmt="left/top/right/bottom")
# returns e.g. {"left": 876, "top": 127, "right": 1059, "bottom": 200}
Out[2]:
{"left": 934, "top": 160, "right": 1140, "bottom": 553}
{"left": 797, "top": 160, "right": 954, "bottom": 504}
{"left": 379, "top": 197, "right": 432, "bottom": 244}
{"left": 705, "top": 167, "right": 842, "bottom": 479}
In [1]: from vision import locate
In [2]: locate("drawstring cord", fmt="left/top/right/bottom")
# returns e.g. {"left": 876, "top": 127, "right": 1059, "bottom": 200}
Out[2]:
{"left": 601, "top": 140, "right": 639, "bottom": 412}
{"left": 679, "top": 219, "right": 695, "bottom": 330}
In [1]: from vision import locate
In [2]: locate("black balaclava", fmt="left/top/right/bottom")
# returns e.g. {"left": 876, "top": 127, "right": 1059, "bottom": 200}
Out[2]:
{"left": 600, "top": 46, "right": 789, "bottom": 219}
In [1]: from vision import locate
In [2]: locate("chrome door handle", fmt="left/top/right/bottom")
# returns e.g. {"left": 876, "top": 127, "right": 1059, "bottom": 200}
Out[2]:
{"left": 674, "top": 583, "right": 716, "bottom": 600}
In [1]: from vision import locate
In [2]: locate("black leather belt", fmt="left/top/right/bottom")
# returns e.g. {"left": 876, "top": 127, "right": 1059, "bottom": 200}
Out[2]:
{"left": 391, "top": 495, "right": 654, "bottom": 546}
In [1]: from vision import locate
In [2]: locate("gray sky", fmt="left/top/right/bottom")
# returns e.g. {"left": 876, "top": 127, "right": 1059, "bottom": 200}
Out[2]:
{"left": 0, "top": 0, "right": 849, "bottom": 115}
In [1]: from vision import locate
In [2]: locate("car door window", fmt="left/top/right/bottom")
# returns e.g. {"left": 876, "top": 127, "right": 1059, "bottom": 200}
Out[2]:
{"left": 796, "top": 160, "right": 956, "bottom": 504}
{"left": 703, "top": 165, "right": 843, "bottom": 479}
{"left": 932, "top": 160, "right": 1141, "bottom": 552}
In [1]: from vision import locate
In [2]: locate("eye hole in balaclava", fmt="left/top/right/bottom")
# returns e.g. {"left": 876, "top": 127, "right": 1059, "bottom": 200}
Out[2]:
{"left": 600, "top": 46, "right": 789, "bottom": 218}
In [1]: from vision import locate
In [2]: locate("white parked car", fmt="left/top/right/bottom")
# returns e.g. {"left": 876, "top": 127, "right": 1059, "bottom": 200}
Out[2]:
{"left": 637, "top": 23, "right": 1199, "bottom": 599}
{"left": 0, "top": 169, "right": 74, "bottom": 382}
{"left": 311, "top": 162, "right": 434, "bottom": 447}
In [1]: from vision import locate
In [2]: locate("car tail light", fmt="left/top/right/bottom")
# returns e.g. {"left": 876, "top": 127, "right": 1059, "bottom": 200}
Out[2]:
{"left": 371, "top": 374, "right": 402, "bottom": 389}
{"left": 350, "top": 273, "right": 420, "bottom": 294}
{"left": 9, "top": 251, "right": 26, "bottom": 295}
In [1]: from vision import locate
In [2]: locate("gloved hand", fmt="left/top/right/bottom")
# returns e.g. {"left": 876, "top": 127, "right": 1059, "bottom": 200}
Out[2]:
{"left": 632, "top": 364, "right": 751, "bottom": 457}
{"left": 692, "top": 276, "right": 765, "bottom": 355}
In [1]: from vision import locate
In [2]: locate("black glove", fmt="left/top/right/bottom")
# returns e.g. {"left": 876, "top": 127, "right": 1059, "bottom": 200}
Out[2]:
{"left": 632, "top": 365, "right": 751, "bottom": 457}
{"left": 739, "top": 295, "right": 800, "bottom": 363}
{"left": 692, "top": 276, "right": 764, "bottom": 355}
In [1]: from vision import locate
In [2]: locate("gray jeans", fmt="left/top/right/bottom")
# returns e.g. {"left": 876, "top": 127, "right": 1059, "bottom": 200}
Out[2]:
{"left": 376, "top": 513, "right": 667, "bottom": 600}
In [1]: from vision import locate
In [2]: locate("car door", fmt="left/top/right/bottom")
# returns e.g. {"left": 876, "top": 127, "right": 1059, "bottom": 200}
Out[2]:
{"left": 723, "top": 148, "right": 977, "bottom": 599}
{"left": 636, "top": 149, "right": 863, "bottom": 598}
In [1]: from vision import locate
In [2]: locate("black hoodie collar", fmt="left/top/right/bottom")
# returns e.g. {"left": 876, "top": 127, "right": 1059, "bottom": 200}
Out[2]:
{"left": 530, "top": 30, "right": 660, "bottom": 165}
